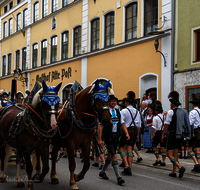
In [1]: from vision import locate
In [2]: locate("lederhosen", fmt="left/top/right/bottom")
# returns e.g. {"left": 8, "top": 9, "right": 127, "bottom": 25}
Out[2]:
{"left": 167, "top": 108, "right": 182, "bottom": 150}
{"left": 103, "top": 109, "right": 121, "bottom": 156}
{"left": 152, "top": 115, "right": 166, "bottom": 147}
{"left": 120, "top": 108, "right": 138, "bottom": 148}
{"left": 189, "top": 109, "right": 200, "bottom": 148}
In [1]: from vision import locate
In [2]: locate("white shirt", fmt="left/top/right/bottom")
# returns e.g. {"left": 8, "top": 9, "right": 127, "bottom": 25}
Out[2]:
{"left": 189, "top": 107, "right": 200, "bottom": 129}
{"left": 152, "top": 113, "right": 165, "bottom": 131}
{"left": 145, "top": 99, "right": 152, "bottom": 105}
{"left": 164, "top": 108, "right": 178, "bottom": 125}
{"left": 120, "top": 105, "right": 141, "bottom": 128}
{"left": 142, "top": 107, "right": 147, "bottom": 116}
{"left": 109, "top": 107, "right": 122, "bottom": 133}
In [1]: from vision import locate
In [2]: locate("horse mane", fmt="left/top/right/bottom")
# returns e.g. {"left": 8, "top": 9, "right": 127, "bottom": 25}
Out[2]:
{"left": 32, "top": 88, "right": 43, "bottom": 109}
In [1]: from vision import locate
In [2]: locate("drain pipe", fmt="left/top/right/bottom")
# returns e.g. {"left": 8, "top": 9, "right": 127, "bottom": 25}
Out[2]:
{"left": 171, "top": 0, "right": 175, "bottom": 90}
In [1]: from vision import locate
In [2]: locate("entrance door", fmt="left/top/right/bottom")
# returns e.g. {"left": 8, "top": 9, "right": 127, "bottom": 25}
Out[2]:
{"left": 146, "top": 87, "right": 157, "bottom": 106}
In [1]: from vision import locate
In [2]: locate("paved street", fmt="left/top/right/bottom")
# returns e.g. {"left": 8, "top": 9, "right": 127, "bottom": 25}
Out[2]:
{"left": 1, "top": 149, "right": 200, "bottom": 190}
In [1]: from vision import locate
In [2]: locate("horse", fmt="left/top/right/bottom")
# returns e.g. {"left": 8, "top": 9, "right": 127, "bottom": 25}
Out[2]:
{"left": 33, "top": 79, "right": 111, "bottom": 190}
{"left": 0, "top": 81, "right": 62, "bottom": 190}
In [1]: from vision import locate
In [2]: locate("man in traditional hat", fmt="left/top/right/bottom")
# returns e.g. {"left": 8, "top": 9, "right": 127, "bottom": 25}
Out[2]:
{"left": 151, "top": 102, "right": 167, "bottom": 166}
{"left": 162, "top": 91, "right": 190, "bottom": 178}
{"left": 188, "top": 93, "right": 200, "bottom": 172}
{"left": 120, "top": 91, "right": 141, "bottom": 176}
{"left": 0, "top": 91, "right": 10, "bottom": 108}
{"left": 98, "top": 94, "right": 129, "bottom": 185}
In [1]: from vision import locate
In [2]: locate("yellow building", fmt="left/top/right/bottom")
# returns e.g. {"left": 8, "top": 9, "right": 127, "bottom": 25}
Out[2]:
{"left": 0, "top": 0, "right": 173, "bottom": 110}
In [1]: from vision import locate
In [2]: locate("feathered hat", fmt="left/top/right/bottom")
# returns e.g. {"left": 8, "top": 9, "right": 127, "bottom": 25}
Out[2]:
{"left": 189, "top": 93, "right": 200, "bottom": 104}
{"left": 168, "top": 91, "right": 181, "bottom": 106}
{"left": 125, "top": 91, "right": 135, "bottom": 104}
{"left": 108, "top": 87, "right": 118, "bottom": 101}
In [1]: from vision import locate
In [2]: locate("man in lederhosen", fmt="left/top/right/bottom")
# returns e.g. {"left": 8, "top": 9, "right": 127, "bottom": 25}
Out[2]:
{"left": 162, "top": 91, "right": 190, "bottom": 178}
{"left": 151, "top": 101, "right": 167, "bottom": 166}
{"left": 188, "top": 93, "right": 200, "bottom": 172}
{"left": 120, "top": 91, "right": 141, "bottom": 176}
{"left": 98, "top": 94, "right": 129, "bottom": 185}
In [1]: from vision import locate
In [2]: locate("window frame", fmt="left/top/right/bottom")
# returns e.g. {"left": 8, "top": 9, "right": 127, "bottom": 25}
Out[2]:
{"left": 125, "top": 2, "right": 138, "bottom": 41}
{"left": 62, "top": 0, "right": 69, "bottom": 7}
{"left": 17, "top": 0, "right": 21, "bottom": 4}
{"left": 9, "top": 1, "right": 13, "bottom": 10}
{"left": 2, "top": 55, "right": 6, "bottom": 76}
{"left": 22, "top": 47, "right": 27, "bottom": 71}
{"left": 3, "top": 21, "right": 7, "bottom": 38}
{"left": 73, "top": 26, "right": 82, "bottom": 57}
{"left": 32, "top": 43, "right": 38, "bottom": 68}
{"left": 51, "top": 35, "right": 57, "bottom": 63}
{"left": 61, "top": 31, "right": 69, "bottom": 60}
{"left": 23, "top": 8, "right": 28, "bottom": 28}
{"left": 8, "top": 18, "right": 13, "bottom": 36}
{"left": 41, "top": 39, "right": 47, "bottom": 66}
{"left": 104, "top": 11, "right": 115, "bottom": 47}
{"left": 7, "top": 53, "right": 12, "bottom": 75}
{"left": 15, "top": 50, "right": 20, "bottom": 70}
{"left": 33, "top": 1, "right": 39, "bottom": 23}
{"left": 52, "top": 0, "right": 58, "bottom": 12}
{"left": 16, "top": 13, "right": 21, "bottom": 32}
{"left": 91, "top": 18, "right": 100, "bottom": 52}
{"left": 42, "top": 0, "right": 48, "bottom": 18}
{"left": 4, "top": 5, "right": 8, "bottom": 14}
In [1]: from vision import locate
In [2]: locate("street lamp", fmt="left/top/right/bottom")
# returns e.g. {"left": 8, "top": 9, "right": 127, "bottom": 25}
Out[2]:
{"left": 154, "top": 39, "right": 167, "bottom": 67}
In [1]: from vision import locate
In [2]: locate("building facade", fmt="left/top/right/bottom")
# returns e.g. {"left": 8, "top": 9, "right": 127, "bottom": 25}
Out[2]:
{"left": 0, "top": 0, "right": 173, "bottom": 111}
{"left": 174, "top": 0, "right": 200, "bottom": 112}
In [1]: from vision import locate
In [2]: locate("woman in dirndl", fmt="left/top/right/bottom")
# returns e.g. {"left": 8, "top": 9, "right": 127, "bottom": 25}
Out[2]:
{"left": 143, "top": 108, "right": 154, "bottom": 152}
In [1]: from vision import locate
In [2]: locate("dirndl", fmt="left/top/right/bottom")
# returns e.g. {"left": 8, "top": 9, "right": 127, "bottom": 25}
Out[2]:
{"left": 143, "top": 127, "right": 152, "bottom": 148}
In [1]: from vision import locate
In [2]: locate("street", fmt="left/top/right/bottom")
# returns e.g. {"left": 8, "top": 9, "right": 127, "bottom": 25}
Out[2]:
{"left": 2, "top": 154, "right": 200, "bottom": 190}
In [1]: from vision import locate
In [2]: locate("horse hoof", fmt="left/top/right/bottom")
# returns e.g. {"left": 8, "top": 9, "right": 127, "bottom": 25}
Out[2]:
{"left": 51, "top": 178, "right": 59, "bottom": 184}
{"left": 70, "top": 184, "right": 79, "bottom": 190}
{"left": 32, "top": 174, "right": 42, "bottom": 183}
{"left": 17, "top": 181, "right": 25, "bottom": 187}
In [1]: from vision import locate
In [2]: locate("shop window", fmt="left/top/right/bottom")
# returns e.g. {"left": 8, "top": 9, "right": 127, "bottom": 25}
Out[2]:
{"left": 126, "top": 2, "right": 137, "bottom": 41}
{"left": 8, "top": 53, "right": 12, "bottom": 75}
{"left": 42, "top": 0, "right": 48, "bottom": 17}
{"left": 51, "top": 36, "right": 57, "bottom": 63}
{"left": 91, "top": 18, "right": 100, "bottom": 51}
{"left": 52, "top": 0, "right": 58, "bottom": 12}
{"left": 186, "top": 85, "right": 200, "bottom": 112}
{"left": 16, "top": 92, "right": 24, "bottom": 103}
{"left": 73, "top": 26, "right": 81, "bottom": 56}
{"left": 3, "top": 21, "right": 7, "bottom": 38}
{"left": 2, "top": 56, "right": 6, "bottom": 76}
{"left": 62, "top": 84, "right": 72, "bottom": 103}
{"left": 33, "top": 2, "right": 39, "bottom": 22}
{"left": 16, "top": 13, "right": 21, "bottom": 32}
{"left": 22, "top": 47, "right": 27, "bottom": 70}
{"left": 105, "top": 12, "right": 115, "bottom": 47}
{"left": 16, "top": 50, "right": 20, "bottom": 69}
{"left": 9, "top": 18, "right": 13, "bottom": 35}
{"left": 144, "top": 0, "right": 158, "bottom": 36}
{"left": 41, "top": 40, "right": 47, "bottom": 66}
{"left": 4, "top": 5, "right": 7, "bottom": 14}
{"left": 62, "top": 31, "right": 69, "bottom": 60}
{"left": 9, "top": 1, "right": 13, "bottom": 10}
{"left": 63, "top": 0, "right": 69, "bottom": 7}
{"left": 23, "top": 8, "right": 28, "bottom": 28}
{"left": 32, "top": 43, "right": 38, "bottom": 68}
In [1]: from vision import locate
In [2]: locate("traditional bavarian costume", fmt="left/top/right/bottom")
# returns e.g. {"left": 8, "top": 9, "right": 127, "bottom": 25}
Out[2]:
{"left": 143, "top": 114, "right": 153, "bottom": 149}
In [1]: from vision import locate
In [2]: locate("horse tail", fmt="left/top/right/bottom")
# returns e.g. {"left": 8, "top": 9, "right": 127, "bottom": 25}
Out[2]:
{"left": 4, "top": 145, "right": 12, "bottom": 172}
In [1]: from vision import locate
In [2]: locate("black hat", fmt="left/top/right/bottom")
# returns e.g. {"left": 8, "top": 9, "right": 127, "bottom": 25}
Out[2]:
{"left": 119, "top": 103, "right": 126, "bottom": 108}
{"left": 168, "top": 91, "right": 181, "bottom": 106}
{"left": 189, "top": 93, "right": 200, "bottom": 104}
{"left": 155, "top": 106, "right": 163, "bottom": 111}
{"left": 109, "top": 95, "right": 118, "bottom": 101}
{"left": 2, "top": 91, "right": 9, "bottom": 96}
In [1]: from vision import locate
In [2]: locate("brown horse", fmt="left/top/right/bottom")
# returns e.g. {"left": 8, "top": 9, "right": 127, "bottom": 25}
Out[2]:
{"left": 0, "top": 81, "right": 62, "bottom": 190}
{"left": 34, "top": 80, "right": 111, "bottom": 189}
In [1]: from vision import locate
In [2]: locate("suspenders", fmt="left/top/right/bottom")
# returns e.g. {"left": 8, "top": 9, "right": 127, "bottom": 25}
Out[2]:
{"left": 157, "top": 114, "right": 165, "bottom": 131}
{"left": 126, "top": 108, "right": 138, "bottom": 128}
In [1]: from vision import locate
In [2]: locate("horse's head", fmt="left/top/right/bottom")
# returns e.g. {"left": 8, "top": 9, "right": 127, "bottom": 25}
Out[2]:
{"left": 88, "top": 79, "right": 110, "bottom": 126}
{"left": 32, "top": 81, "right": 62, "bottom": 130}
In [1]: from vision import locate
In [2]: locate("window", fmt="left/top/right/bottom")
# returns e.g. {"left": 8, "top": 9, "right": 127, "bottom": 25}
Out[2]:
{"left": 185, "top": 85, "right": 200, "bottom": 112}
{"left": 52, "top": 0, "right": 58, "bottom": 12}
{"left": 22, "top": 47, "right": 27, "bottom": 71}
{"left": 43, "top": 0, "right": 48, "bottom": 17}
{"left": 32, "top": 43, "right": 38, "bottom": 68}
{"left": 63, "top": 0, "right": 69, "bottom": 7}
{"left": 126, "top": 3, "right": 137, "bottom": 41}
{"left": 74, "top": 26, "right": 81, "bottom": 56}
{"left": 23, "top": 8, "right": 28, "bottom": 28}
{"left": 9, "top": 2, "right": 13, "bottom": 9}
{"left": 34, "top": 2, "right": 39, "bottom": 22}
{"left": 62, "top": 84, "right": 72, "bottom": 103}
{"left": 16, "top": 13, "right": 21, "bottom": 32}
{"left": 52, "top": 17, "right": 56, "bottom": 30}
{"left": 105, "top": 12, "right": 115, "bottom": 47}
{"left": 144, "top": 0, "right": 158, "bottom": 36}
{"left": 9, "top": 18, "right": 13, "bottom": 35}
{"left": 17, "top": 0, "right": 21, "bottom": 4}
{"left": 16, "top": 50, "right": 20, "bottom": 69}
{"left": 4, "top": 5, "right": 7, "bottom": 13}
{"left": 2, "top": 56, "right": 6, "bottom": 76}
{"left": 51, "top": 36, "right": 57, "bottom": 63}
{"left": 91, "top": 18, "right": 100, "bottom": 51}
{"left": 16, "top": 92, "right": 24, "bottom": 103}
{"left": 195, "top": 30, "right": 200, "bottom": 62}
{"left": 3, "top": 22, "right": 7, "bottom": 38}
{"left": 62, "top": 31, "right": 69, "bottom": 60}
{"left": 8, "top": 54, "right": 12, "bottom": 75}
{"left": 41, "top": 40, "right": 47, "bottom": 66}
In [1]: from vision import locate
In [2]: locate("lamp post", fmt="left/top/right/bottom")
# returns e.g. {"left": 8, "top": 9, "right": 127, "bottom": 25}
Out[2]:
{"left": 154, "top": 39, "right": 167, "bottom": 67}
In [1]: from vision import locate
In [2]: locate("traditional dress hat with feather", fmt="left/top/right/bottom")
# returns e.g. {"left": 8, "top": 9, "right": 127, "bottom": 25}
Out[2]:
{"left": 154, "top": 100, "right": 163, "bottom": 111}
{"left": 125, "top": 91, "right": 135, "bottom": 104}
{"left": 168, "top": 90, "right": 181, "bottom": 106}
{"left": 189, "top": 93, "right": 200, "bottom": 104}
{"left": 107, "top": 87, "right": 118, "bottom": 101}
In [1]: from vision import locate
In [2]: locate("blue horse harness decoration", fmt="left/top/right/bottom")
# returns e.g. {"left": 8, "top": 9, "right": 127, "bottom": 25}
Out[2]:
{"left": 0, "top": 99, "right": 15, "bottom": 107}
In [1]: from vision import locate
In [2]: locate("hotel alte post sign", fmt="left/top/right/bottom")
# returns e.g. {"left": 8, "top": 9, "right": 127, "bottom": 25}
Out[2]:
{"left": 36, "top": 67, "right": 72, "bottom": 83}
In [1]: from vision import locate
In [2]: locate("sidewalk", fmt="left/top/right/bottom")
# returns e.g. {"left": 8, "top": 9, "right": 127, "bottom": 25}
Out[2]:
{"left": 117, "top": 148, "right": 200, "bottom": 180}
